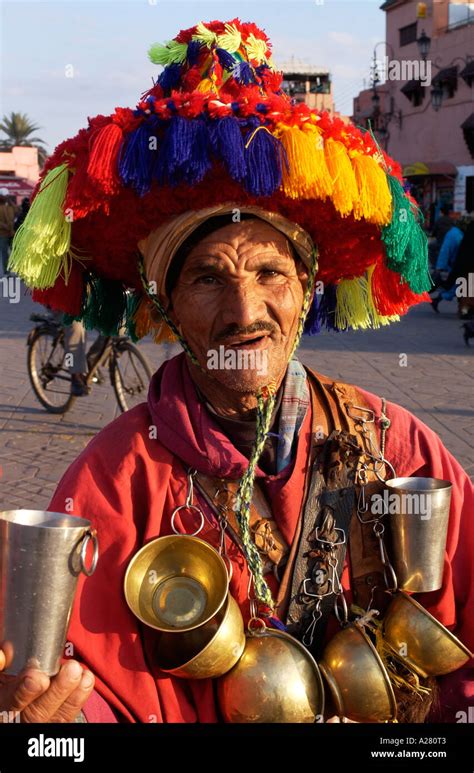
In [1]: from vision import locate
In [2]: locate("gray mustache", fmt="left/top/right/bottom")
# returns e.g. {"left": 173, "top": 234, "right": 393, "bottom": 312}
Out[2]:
{"left": 214, "top": 321, "right": 276, "bottom": 343}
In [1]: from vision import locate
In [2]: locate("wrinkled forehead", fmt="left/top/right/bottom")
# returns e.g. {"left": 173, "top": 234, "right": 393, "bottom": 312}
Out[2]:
{"left": 180, "top": 218, "right": 298, "bottom": 262}
{"left": 139, "top": 204, "right": 316, "bottom": 304}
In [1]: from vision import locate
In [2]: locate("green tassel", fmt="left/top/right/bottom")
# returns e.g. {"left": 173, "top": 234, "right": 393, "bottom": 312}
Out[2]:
{"left": 8, "top": 164, "right": 71, "bottom": 289}
{"left": 70, "top": 275, "right": 127, "bottom": 336}
{"left": 382, "top": 175, "right": 432, "bottom": 294}
{"left": 124, "top": 291, "right": 142, "bottom": 343}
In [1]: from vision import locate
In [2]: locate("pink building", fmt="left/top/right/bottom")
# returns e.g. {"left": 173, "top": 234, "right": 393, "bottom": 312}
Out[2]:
{"left": 0, "top": 146, "right": 39, "bottom": 203}
{"left": 352, "top": 0, "right": 474, "bottom": 223}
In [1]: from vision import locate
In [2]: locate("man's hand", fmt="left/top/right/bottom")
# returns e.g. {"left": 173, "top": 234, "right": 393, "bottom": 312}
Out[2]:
{"left": 0, "top": 649, "right": 94, "bottom": 723}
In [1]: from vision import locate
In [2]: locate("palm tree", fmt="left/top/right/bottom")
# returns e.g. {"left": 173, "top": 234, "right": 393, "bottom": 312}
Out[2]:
{"left": 0, "top": 112, "right": 47, "bottom": 166}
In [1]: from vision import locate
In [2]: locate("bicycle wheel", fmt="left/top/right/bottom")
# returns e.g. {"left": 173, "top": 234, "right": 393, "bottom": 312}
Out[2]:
{"left": 110, "top": 340, "right": 153, "bottom": 412}
{"left": 27, "top": 328, "right": 76, "bottom": 413}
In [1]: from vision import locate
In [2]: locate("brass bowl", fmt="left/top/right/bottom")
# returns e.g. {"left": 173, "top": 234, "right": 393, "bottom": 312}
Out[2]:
{"left": 319, "top": 624, "right": 397, "bottom": 723}
{"left": 217, "top": 628, "right": 325, "bottom": 723}
{"left": 124, "top": 535, "right": 229, "bottom": 632}
{"left": 383, "top": 591, "right": 473, "bottom": 678}
{"left": 155, "top": 594, "right": 245, "bottom": 679}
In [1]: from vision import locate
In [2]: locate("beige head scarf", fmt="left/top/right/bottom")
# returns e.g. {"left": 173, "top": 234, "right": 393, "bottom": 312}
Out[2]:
{"left": 138, "top": 202, "right": 317, "bottom": 306}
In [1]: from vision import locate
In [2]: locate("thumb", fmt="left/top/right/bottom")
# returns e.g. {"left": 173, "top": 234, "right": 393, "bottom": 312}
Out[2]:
{"left": 0, "top": 650, "right": 5, "bottom": 672}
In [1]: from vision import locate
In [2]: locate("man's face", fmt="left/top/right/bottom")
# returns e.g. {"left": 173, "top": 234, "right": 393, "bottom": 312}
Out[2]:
{"left": 169, "top": 218, "right": 308, "bottom": 393}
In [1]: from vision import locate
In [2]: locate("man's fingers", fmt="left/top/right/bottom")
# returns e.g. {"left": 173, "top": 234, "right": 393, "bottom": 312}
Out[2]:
{"left": 48, "top": 671, "right": 95, "bottom": 723}
{"left": 0, "top": 670, "right": 50, "bottom": 715}
{"left": 21, "top": 661, "right": 84, "bottom": 723}
{"left": 0, "top": 650, "right": 5, "bottom": 671}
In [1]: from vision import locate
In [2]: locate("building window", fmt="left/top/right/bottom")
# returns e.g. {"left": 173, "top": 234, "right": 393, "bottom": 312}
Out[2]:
{"left": 448, "top": 2, "right": 474, "bottom": 30}
{"left": 399, "top": 22, "right": 418, "bottom": 47}
{"left": 466, "top": 176, "right": 474, "bottom": 213}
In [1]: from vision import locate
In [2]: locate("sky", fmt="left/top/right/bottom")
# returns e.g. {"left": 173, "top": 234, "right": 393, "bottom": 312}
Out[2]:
{"left": 1, "top": 0, "right": 386, "bottom": 153}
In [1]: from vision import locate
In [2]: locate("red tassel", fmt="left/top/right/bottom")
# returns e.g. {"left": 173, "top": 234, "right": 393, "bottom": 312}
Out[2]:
{"left": 32, "top": 263, "right": 84, "bottom": 315}
{"left": 87, "top": 122, "right": 123, "bottom": 195}
{"left": 371, "top": 260, "right": 429, "bottom": 316}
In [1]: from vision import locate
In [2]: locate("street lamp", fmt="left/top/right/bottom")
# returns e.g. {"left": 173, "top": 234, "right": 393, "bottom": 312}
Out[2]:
{"left": 430, "top": 82, "right": 443, "bottom": 111}
{"left": 416, "top": 29, "right": 431, "bottom": 61}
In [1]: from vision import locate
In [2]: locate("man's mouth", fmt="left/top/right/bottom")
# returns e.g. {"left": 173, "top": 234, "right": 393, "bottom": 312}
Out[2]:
{"left": 223, "top": 334, "right": 271, "bottom": 350}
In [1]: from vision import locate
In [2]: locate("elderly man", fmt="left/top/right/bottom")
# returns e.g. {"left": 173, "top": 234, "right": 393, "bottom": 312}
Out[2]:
{"left": 3, "top": 19, "right": 474, "bottom": 724}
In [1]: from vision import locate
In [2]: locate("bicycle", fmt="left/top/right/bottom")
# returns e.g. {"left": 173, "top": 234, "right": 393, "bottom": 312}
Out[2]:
{"left": 27, "top": 313, "right": 153, "bottom": 414}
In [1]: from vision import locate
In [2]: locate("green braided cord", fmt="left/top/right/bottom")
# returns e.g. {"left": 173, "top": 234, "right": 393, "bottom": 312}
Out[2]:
{"left": 138, "top": 257, "right": 205, "bottom": 372}
{"left": 234, "top": 245, "right": 319, "bottom": 610}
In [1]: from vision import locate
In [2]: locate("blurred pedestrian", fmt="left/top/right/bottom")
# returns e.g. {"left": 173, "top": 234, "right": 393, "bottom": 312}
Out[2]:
{"left": 431, "top": 222, "right": 464, "bottom": 313}
{"left": 0, "top": 187, "right": 15, "bottom": 275}
{"left": 437, "top": 219, "right": 474, "bottom": 344}
{"left": 432, "top": 204, "right": 453, "bottom": 253}
{"left": 14, "top": 197, "right": 30, "bottom": 231}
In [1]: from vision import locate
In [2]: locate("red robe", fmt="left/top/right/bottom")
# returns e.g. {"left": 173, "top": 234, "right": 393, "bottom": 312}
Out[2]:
{"left": 48, "top": 353, "right": 474, "bottom": 723}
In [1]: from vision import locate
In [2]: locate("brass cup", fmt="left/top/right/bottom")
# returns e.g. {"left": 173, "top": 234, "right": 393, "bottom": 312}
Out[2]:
{"left": 383, "top": 591, "right": 474, "bottom": 678}
{"left": 319, "top": 624, "right": 397, "bottom": 723}
{"left": 124, "top": 535, "right": 229, "bottom": 632}
{"left": 155, "top": 594, "right": 245, "bottom": 679}
{"left": 217, "top": 628, "right": 325, "bottom": 723}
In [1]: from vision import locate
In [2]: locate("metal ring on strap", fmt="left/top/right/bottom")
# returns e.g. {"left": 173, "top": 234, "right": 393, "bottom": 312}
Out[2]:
{"left": 80, "top": 530, "right": 99, "bottom": 577}
{"left": 170, "top": 505, "right": 205, "bottom": 537}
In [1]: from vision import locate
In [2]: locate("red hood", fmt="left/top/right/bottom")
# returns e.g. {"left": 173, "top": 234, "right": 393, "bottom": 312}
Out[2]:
{"left": 147, "top": 352, "right": 269, "bottom": 480}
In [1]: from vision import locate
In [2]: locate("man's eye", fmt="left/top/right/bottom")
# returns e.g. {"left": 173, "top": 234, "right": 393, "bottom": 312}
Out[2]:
{"left": 260, "top": 269, "right": 281, "bottom": 279}
{"left": 196, "top": 275, "right": 219, "bottom": 285}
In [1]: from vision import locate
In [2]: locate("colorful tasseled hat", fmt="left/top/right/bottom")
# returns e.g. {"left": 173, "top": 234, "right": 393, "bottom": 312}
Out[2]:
{"left": 10, "top": 18, "right": 431, "bottom": 339}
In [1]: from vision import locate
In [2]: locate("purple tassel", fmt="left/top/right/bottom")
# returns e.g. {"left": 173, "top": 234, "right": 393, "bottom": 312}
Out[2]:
{"left": 209, "top": 117, "right": 246, "bottom": 181}
{"left": 186, "top": 40, "right": 202, "bottom": 66}
{"left": 158, "top": 63, "right": 182, "bottom": 93}
{"left": 216, "top": 47, "right": 236, "bottom": 71}
{"left": 232, "top": 60, "right": 256, "bottom": 85}
{"left": 243, "top": 119, "right": 285, "bottom": 196}
{"left": 304, "top": 285, "right": 338, "bottom": 334}
{"left": 154, "top": 115, "right": 211, "bottom": 186}
{"left": 119, "top": 117, "right": 160, "bottom": 195}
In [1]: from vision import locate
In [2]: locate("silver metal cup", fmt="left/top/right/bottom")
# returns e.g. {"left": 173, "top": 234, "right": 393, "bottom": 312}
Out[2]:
{"left": 0, "top": 509, "right": 98, "bottom": 675}
{"left": 385, "top": 477, "right": 452, "bottom": 592}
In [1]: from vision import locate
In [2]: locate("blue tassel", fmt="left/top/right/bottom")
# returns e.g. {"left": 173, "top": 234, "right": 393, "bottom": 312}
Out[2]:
{"left": 304, "top": 285, "right": 338, "bottom": 334}
{"left": 232, "top": 60, "right": 256, "bottom": 85}
{"left": 119, "top": 117, "right": 160, "bottom": 195}
{"left": 186, "top": 40, "right": 202, "bottom": 66}
{"left": 216, "top": 47, "right": 236, "bottom": 71}
{"left": 243, "top": 119, "right": 285, "bottom": 196}
{"left": 209, "top": 117, "right": 246, "bottom": 182}
{"left": 158, "top": 63, "right": 182, "bottom": 93}
{"left": 154, "top": 115, "right": 211, "bottom": 186}
{"left": 269, "top": 616, "right": 287, "bottom": 631}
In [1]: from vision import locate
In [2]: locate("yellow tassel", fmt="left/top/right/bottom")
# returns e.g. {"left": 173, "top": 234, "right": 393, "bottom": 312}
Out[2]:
{"left": 324, "top": 138, "right": 358, "bottom": 217}
{"left": 336, "top": 270, "right": 401, "bottom": 330}
{"left": 192, "top": 22, "right": 218, "bottom": 48}
{"left": 8, "top": 164, "right": 71, "bottom": 289}
{"left": 245, "top": 34, "right": 268, "bottom": 64}
{"left": 196, "top": 77, "right": 215, "bottom": 93}
{"left": 217, "top": 23, "right": 242, "bottom": 53}
{"left": 336, "top": 277, "right": 372, "bottom": 330}
{"left": 276, "top": 123, "right": 332, "bottom": 200}
{"left": 352, "top": 153, "right": 393, "bottom": 225}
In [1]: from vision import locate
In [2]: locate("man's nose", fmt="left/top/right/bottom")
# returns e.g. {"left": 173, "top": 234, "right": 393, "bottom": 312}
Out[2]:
{"left": 220, "top": 282, "right": 267, "bottom": 329}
